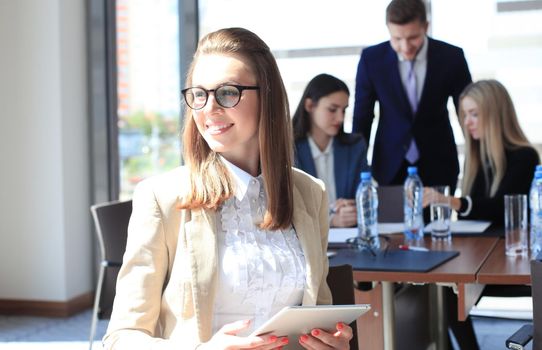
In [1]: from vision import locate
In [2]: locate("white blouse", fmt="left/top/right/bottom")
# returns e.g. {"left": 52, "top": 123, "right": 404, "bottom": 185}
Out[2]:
{"left": 308, "top": 135, "right": 336, "bottom": 205}
{"left": 211, "top": 159, "right": 307, "bottom": 336}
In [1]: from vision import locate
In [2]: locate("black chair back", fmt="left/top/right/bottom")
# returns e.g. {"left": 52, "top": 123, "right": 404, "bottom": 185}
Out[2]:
{"left": 377, "top": 185, "right": 404, "bottom": 222}
{"left": 327, "top": 264, "right": 359, "bottom": 350}
{"left": 91, "top": 200, "right": 132, "bottom": 319}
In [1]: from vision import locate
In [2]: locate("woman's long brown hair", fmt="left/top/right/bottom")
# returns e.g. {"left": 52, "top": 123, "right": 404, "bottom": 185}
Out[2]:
{"left": 178, "top": 28, "right": 294, "bottom": 230}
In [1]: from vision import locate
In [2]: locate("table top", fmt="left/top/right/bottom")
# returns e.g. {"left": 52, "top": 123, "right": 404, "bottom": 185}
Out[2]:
{"left": 346, "top": 235, "right": 500, "bottom": 284}
{"left": 476, "top": 239, "right": 532, "bottom": 285}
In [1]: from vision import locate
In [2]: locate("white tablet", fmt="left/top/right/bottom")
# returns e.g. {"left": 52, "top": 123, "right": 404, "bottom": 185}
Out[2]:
{"left": 249, "top": 304, "right": 370, "bottom": 341}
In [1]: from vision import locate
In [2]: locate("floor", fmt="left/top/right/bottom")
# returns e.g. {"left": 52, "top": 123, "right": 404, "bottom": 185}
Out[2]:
{"left": 0, "top": 305, "right": 533, "bottom": 350}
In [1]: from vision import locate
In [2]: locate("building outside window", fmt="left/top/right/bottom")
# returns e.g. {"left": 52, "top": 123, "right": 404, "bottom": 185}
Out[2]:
{"left": 115, "top": 0, "right": 181, "bottom": 200}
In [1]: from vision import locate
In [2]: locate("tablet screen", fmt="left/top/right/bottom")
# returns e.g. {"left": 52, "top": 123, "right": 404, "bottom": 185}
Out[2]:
{"left": 250, "top": 304, "right": 370, "bottom": 341}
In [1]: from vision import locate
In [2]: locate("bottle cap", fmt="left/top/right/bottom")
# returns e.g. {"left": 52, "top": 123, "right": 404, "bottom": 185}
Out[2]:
{"left": 536, "top": 170, "right": 542, "bottom": 179}
{"left": 536, "top": 165, "right": 542, "bottom": 172}
{"left": 360, "top": 171, "right": 371, "bottom": 181}
{"left": 407, "top": 166, "right": 418, "bottom": 175}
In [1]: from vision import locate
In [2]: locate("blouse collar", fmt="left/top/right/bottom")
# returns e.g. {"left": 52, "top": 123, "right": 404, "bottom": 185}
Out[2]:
{"left": 220, "top": 156, "right": 262, "bottom": 201}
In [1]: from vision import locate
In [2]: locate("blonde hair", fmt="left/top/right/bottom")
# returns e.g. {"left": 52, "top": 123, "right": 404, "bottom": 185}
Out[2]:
{"left": 460, "top": 79, "right": 533, "bottom": 196}
{"left": 178, "top": 28, "right": 293, "bottom": 230}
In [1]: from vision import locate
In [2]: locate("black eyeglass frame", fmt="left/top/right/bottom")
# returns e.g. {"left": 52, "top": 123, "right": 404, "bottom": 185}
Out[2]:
{"left": 181, "top": 84, "right": 260, "bottom": 110}
{"left": 346, "top": 235, "right": 390, "bottom": 257}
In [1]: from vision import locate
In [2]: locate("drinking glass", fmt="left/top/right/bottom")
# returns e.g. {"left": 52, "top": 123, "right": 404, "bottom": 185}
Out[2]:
{"left": 429, "top": 186, "right": 452, "bottom": 240}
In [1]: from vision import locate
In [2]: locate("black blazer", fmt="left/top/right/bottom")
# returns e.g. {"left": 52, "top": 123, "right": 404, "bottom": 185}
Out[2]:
{"left": 462, "top": 147, "right": 540, "bottom": 225}
{"left": 352, "top": 37, "right": 472, "bottom": 188}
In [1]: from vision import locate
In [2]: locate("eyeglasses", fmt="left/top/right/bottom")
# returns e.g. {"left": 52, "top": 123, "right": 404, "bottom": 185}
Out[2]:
{"left": 346, "top": 235, "right": 390, "bottom": 257}
{"left": 181, "top": 84, "right": 260, "bottom": 110}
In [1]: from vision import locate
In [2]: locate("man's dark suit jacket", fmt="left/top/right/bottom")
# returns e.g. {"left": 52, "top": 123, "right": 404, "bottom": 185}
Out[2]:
{"left": 352, "top": 37, "right": 472, "bottom": 188}
{"left": 295, "top": 135, "right": 369, "bottom": 199}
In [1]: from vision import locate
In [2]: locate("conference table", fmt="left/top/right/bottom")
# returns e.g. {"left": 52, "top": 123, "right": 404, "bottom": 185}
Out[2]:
{"left": 329, "top": 233, "right": 533, "bottom": 350}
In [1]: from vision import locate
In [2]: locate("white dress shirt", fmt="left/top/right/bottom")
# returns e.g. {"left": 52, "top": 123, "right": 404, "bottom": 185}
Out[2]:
{"left": 212, "top": 158, "right": 307, "bottom": 336}
{"left": 398, "top": 35, "right": 428, "bottom": 102}
{"left": 308, "top": 136, "right": 337, "bottom": 205}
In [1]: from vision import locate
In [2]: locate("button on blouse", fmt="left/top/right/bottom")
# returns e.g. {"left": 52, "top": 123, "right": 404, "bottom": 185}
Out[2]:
{"left": 211, "top": 158, "right": 307, "bottom": 336}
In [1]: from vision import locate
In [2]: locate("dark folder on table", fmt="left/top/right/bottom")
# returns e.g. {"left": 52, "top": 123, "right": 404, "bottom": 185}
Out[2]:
{"left": 330, "top": 249, "right": 459, "bottom": 272}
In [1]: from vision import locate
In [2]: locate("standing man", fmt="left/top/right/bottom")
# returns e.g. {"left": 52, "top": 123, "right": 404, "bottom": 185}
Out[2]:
{"left": 353, "top": 1, "right": 478, "bottom": 349}
{"left": 352, "top": 0, "right": 472, "bottom": 191}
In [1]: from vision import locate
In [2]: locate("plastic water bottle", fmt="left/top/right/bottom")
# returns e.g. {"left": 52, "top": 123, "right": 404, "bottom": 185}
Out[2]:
{"left": 404, "top": 166, "right": 424, "bottom": 240}
{"left": 530, "top": 168, "right": 542, "bottom": 257}
{"left": 356, "top": 171, "right": 379, "bottom": 249}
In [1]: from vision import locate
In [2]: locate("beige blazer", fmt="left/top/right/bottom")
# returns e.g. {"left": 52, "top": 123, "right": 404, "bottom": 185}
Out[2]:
{"left": 103, "top": 166, "right": 332, "bottom": 350}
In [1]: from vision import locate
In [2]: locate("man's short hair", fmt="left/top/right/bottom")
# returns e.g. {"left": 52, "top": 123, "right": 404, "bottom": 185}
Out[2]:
{"left": 386, "top": 0, "right": 427, "bottom": 25}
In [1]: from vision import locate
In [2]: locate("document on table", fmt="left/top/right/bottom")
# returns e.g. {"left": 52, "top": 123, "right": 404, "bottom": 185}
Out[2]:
{"left": 329, "top": 223, "right": 404, "bottom": 243}
{"left": 423, "top": 220, "right": 491, "bottom": 234}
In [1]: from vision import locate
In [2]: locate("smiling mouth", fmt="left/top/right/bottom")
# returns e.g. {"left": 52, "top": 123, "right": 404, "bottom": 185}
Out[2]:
{"left": 206, "top": 123, "right": 233, "bottom": 135}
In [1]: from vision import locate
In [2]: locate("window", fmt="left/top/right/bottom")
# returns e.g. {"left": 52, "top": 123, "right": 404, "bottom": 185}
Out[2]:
{"left": 199, "top": 0, "right": 389, "bottom": 134}
{"left": 432, "top": 0, "right": 542, "bottom": 147}
{"left": 115, "top": 0, "right": 181, "bottom": 199}
{"left": 198, "top": 0, "right": 542, "bottom": 168}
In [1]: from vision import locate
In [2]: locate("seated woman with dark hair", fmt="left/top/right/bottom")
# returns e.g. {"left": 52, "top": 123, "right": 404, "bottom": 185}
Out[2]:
{"left": 293, "top": 74, "right": 369, "bottom": 228}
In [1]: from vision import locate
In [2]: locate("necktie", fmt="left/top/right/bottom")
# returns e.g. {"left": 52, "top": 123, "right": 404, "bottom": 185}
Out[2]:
{"left": 405, "top": 60, "right": 419, "bottom": 164}
{"left": 406, "top": 60, "right": 418, "bottom": 113}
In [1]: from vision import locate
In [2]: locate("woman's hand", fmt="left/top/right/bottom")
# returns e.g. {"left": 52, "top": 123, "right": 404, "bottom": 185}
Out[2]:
{"left": 422, "top": 187, "right": 461, "bottom": 211}
{"left": 422, "top": 187, "right": 434, "bottom": 208}
{"left": 298, "top": 322, "right": 353, "bottom": 350}
{"left": 330, "top": 199, "right": 357, "bottom": 228}
{"left": 422, "top": 187, "right": 449, "bottom": 208}
{"left": 198, "top": 320, "right": 288, "bottom": 350}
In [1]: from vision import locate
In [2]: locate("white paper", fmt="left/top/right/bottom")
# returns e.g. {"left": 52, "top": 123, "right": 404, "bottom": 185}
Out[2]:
{"left": 328, "top": 228, "right": 357, "bottom": 243}
{"left": 423, "top": 220, "right": 491, "bottom": 234}
{"left": 328, "top": 223, "right": 404, "bottom": 243}
{"left": 378, "top": 222, "right": 405, "bottom": 234}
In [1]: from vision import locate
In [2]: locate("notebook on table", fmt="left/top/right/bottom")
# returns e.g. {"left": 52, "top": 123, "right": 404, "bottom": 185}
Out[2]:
{"left": 329, "top": 248, "right": 459, "bottom": 272}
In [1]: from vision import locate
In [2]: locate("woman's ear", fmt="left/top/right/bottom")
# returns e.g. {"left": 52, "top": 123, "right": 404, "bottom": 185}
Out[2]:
{"left": 304, "top": 98, "right": 314, "bottom": 114}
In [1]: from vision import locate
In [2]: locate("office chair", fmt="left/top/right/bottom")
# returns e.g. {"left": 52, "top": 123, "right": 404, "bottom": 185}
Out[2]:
{"left": 89, "top": 200, "right": 132, "bottom": 349}
{"left": 326, "top": 264, "right": 360, "bottom": 349}
{"left": 506, "top": 254, "right": 542, "bottom": 350}
{"left": 377, "top": 185, "right": 404, "bottom": 222}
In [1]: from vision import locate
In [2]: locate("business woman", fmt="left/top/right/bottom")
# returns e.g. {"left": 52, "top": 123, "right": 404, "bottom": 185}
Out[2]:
{"left": 424, "top": 79, "right": 540, "bottom": 225}
{"left": 423, "top": 79, "right": 540, "bottom": 349}
{"left": 293, "top": 74, "right": 369, "bottom": 228}
{"left": 103, "top": 28, "right": 353, "bottom": 350}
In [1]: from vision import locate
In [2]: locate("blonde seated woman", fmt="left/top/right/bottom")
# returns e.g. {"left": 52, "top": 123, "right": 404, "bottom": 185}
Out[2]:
{"left": 422, "top": 79, "right": 540, "bottom": 349}
{"left": 424, "top": 79, "right": 539, "bottom": 225}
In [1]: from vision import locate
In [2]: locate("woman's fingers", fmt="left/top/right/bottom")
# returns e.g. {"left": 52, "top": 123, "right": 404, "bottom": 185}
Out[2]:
{"left": 422, "top": 187, "right": 434, "bottom": 208}
{"left": 219, "top": 319, "right": 252, "bottom": 335}
{"left": 298, "top": 323, "right": 353, "bottom": 350}
{"left": 341, "top": 199, "right": 356, "bottom": 206}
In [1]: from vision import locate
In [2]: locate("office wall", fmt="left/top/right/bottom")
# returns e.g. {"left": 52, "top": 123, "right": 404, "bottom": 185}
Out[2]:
{"left": 0, "top": 0, "right": 92, "bottom": 302}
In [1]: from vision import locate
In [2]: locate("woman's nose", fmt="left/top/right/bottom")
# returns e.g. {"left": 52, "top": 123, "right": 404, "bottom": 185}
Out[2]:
{"left": 204, "top": 93, "right": 221, "bottom": 112}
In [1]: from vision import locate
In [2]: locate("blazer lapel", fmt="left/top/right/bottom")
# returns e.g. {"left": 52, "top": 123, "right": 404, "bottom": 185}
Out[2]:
{"left": 333, "top": 138, "right": 348, "bottom": 199}
{"left": 185, "top": 208, "right": 218, "bottom": 341}
{"left": 385, "top": 44, "right": 415, "bottom": 120}
{"left": 418, "top": 38, "right": 435, "bottom": 113}
{"left": 296, "top": 139, "right": 317, "bottom": 177}
{"left": 292, "top": 183, "right": 319, "bottom": 305}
